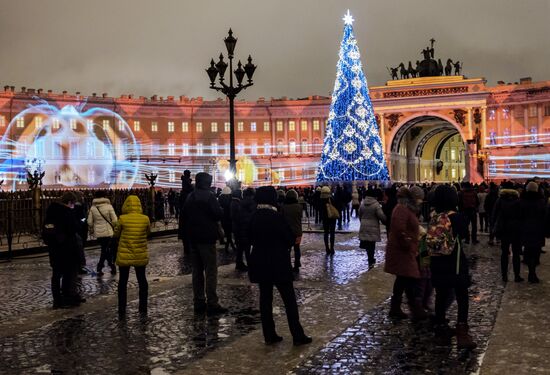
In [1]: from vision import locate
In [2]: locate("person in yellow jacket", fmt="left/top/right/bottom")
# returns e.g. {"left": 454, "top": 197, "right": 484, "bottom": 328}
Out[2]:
{"left": 114, "top": 195, "right": 151, "bottom": 319}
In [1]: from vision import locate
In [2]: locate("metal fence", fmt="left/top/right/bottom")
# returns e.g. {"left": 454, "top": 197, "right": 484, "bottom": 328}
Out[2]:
{"left": 0, "top": 188, "right": 156, "bottom": 258}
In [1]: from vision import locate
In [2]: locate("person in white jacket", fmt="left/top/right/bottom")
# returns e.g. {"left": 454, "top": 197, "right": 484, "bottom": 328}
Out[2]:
{"left": 87, "top": 191, "right": 118, "bottom": 275}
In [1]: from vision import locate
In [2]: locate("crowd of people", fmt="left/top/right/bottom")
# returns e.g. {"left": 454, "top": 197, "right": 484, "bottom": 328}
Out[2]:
{"left": 41, "top": 172, "right": 549, "bottom": 349}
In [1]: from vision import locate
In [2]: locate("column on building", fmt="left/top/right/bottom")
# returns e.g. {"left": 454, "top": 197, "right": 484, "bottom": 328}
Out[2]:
{"left": 467, "top": 107, "right": 473, "bottom": 140}
{"left": 524, "top": 105, "right": 529, "bottom": 141}
{"left": 308, "top": 118, "right": 313, "bottom": 153}
{"left": 296, "top": 117, "right": 302, "bottom": 155}
{"left": 481, "top": 106, "right": 487, "bottom": 148}
{"left": 283, "top": 118, "right": 296, "bottom": 155}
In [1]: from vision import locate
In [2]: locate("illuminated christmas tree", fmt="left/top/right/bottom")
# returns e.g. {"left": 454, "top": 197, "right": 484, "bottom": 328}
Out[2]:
{"left": 317, "top": 10, "right": 390, "bottom": 183}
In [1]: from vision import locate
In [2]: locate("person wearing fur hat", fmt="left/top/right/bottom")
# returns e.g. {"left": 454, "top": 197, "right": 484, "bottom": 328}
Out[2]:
{"left": 518, "top": 181, "right": 546, "bottom": 283}
{"left": 385, "top": 186, "right": 427, "bottom": 321}
{"left": 491, "top": 181, "right": 522, "bottom": 282}
{"left": 282, "top": 189, "right": 304, "bottom": 271}
{"left": 248, "top": 186, "right": 312, "bottom": 346}
{"left": 319, "top": 186, "right": 337, "bottom": 255}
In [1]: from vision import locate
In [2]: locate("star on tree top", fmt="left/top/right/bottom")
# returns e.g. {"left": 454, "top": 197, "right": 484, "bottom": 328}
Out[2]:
{"left": 343, "top": 9, "right": 354, "bottom": 25}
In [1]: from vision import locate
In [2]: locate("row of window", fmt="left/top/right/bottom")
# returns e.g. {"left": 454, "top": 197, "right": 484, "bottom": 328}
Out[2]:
{"left": 2, "top": 116, "right": 324, "bottom": 133}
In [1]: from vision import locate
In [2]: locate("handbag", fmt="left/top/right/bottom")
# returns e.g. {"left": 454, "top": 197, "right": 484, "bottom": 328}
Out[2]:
{"left": 326, "top": 201, "right": 340, "bottom": 219}
{"left": 94, "top": 206, "right": 119, "bottom": 257}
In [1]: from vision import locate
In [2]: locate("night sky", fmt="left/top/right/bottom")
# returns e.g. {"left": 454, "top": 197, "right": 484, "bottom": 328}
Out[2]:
{"left": 1, "top": 0, "right": 548, "bottom": 100}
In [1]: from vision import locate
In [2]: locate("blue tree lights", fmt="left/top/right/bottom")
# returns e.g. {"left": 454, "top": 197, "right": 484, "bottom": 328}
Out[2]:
{"left": 317, "top": 10, "right": 390, "bottom": 183}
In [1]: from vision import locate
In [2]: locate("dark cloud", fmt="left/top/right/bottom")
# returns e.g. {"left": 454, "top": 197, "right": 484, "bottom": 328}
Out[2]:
{"left": 1, "top": 0, "right": 548, "bottom": 100}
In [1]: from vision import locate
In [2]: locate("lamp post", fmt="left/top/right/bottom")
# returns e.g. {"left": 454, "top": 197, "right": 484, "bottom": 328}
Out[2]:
{"left": 206, "top": 29, "right": 256, "bottom": 186}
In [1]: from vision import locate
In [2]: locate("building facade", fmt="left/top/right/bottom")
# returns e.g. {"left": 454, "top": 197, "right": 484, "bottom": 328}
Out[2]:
{"left": 1, "top": 76, "right": 549, "bottom": 190}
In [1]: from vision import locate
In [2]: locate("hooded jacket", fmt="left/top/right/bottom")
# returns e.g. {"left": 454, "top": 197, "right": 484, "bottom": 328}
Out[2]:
{"left": 492, "top": 189, "right": 521, "bottom": 241}
{"left": 183, "top": 172, "right": 223, "bottom": 244}
{"left": 358, "top": 196, "right": 386, "bottom": 242}
{"left": 87, "top": 197, "right": 118, "bottom": 238}
{"left": 115, "top": 195, "right": 151, "bottom": 267}
{"left": 518, "top": 190, "right": 547, "bottom": 248}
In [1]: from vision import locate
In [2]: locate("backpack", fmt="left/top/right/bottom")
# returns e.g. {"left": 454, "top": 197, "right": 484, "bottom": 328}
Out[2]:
{"left": 426, "top": 211, "right": 456, "bottom": 256}
{"left": 41, "top": 221, "right": 67, "bottom": 247}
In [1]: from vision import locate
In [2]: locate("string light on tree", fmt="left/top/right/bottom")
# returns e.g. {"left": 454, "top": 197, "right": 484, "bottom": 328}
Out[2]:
{"left": 317, "top": 10, "right": 390, "bottom": 183}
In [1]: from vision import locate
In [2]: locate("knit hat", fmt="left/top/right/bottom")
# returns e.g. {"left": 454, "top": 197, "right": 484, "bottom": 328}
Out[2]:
{"left": 286, "top": 189, "right": 298, "bottom": 200}
{"left": 396, "top": 186, "right": 412, "bottom": 199}
{"left": 410, "top": 186, "right": 425, "bottom": 201}
{"left": 316, "top": 186, "right": 322, "bottom": 192}
{"left": 526, "top": 181, "right": 539, "bottom": 192}
{"left": 255, "top": 186, "right": 278, "bottom": 206}
{"left": 277, "top": 189, "right": 286, "bottom": 199}
{"left": 61, "top": 191, "right": 77, "bottom": 204}
{"left": 320, "top": 186, "right": 331, "bottom": 199}
{"left": 221, "top": 186, "right": 231, "bottom": 195}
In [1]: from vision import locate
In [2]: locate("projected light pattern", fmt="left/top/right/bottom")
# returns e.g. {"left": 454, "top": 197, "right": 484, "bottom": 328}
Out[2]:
{"left": 488, "top": 153, "right": 550, "bottom": 179}
{"left": 0, "top": 101, "right": 140, "bottom": 190}
{"left": 485, "top": 131, "right": 544, "bottom": 147}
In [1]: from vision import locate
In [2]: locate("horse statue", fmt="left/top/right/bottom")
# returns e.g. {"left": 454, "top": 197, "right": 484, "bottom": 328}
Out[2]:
{"left": 398, "top": 63, "right": 409, "bottom": 79}
{"left": 437, "top": 59, "right": 444, "bottom": 76}
{"left": 453, "top": 61, "right": 462, "bottom": 75}
{"left": 387, "top": 66, "right": 399, "bottom": 80}
{"left": 407, "top": 61, "right": 417, "bottom": 78}
{"left": 445, "top": 59, "right": 453, "bottom": 76}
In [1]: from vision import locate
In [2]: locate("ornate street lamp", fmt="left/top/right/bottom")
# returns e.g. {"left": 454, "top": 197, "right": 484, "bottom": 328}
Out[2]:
{"left": 206, "top": 29, "right": 256, "bottom": 186}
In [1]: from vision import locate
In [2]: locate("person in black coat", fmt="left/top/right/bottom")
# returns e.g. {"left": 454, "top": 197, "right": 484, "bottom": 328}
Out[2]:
{"left": 182, "top": 172, "right": 226, "bottom": 314}
{"left": 484, "top": 183, "right": 499, "bottom": 246}
{"left": 492, "top": 182, "right": 522, "bottom": 282}
{"left": 233, "top": 187, "right": 256, "bottom": 271}
{"left": 218, "top": 187, "right": 236, "bottom": 252}
{"left": 248, "top": 186, "right": 312, "bottom": 346}
{"left": 44, "top": 192, "right": 82, "bottom": 308}
{"left": 230, "top": 188, "right": 247, "bottom": 271}
{"left": 430, "top": 185, "right": 476, "bottom": 349}
{"left": 178, "top": 170, "right": 193, "bottom": 256}
{"left": 518, "top": 182, "right": 546, "bottom": 283}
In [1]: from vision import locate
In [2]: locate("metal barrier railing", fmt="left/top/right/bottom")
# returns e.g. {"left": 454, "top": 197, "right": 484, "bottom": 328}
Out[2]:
{"left": 0, "top": 188, "right": 158, "bottom": 258}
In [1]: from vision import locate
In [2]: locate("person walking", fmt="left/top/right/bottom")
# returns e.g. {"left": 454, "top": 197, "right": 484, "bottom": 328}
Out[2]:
{"left": 477, "top": 186, "right": 488, "bottom": 232}
{"left": 282, "top": 189, "right": 304, "bottom": 272}
{"left": 518, "top": 181, "right": 546, "bottom": 283}
{"left": 484, "top": 183, "right": 499, "bottom": 245}
{"left": 458, "top": 182, "right": 479, "bottom": 244}
{"left": 43, "top": 192, "right": 83, "bottom": 308}
{"left": 87, "top": 191, "right": 118, "bottom": 276}
{"left": 319, "top": 186, "right": 337, "bottom": 256}
{"left": 492, "top": 181, "right": 522, "bottom": 282}
{"left": 183, "top": 172, "right": 227, "bottom": 315}
{"left": 351, "top": 186, "right": 361, "bottom": 218}
{"left": 385, "top": 186, "right": 427, "bottom": 321}
{"left": 428, "top": 185, "right": 476, "bottom": 349}
{"left": 248, "top": 186, "right": 312, "bottom": 346}
{"left": 358, "top": 189, "right": 386, "bottom": 268}
{"left": 115, "top": 195, "right": 150, "bottom": 319}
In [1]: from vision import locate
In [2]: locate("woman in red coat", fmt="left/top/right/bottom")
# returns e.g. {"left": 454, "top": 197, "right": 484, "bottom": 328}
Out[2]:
{"left": 385, "top": 186, "right": 427, "bottom": 321}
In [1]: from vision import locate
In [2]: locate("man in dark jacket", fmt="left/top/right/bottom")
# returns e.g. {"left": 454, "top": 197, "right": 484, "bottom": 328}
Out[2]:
{"left": 248, "top": 186, "right": 312, "bottom": 346}
{"left": 519, "top": 181, "right": 546, "bottom": 283}
{"left": 232, "top": 188, "right": 256, "bottom": 272}
{"left": 182, "top": 172, "right": 227, "bottom": 314}
{"left": 484, "top": 182, "right": 499, "bottom": 246}
{"left": 492, "top": 182, "right": 522, "bottom": 282}
{"left": 178, "top": 170, "right": 193, "bottom": 256}
{"left": 44, "top": 192, "right": 82, "bottom": 308}
{"left": 458, "top": 182, "right": 479, "bottom": 244}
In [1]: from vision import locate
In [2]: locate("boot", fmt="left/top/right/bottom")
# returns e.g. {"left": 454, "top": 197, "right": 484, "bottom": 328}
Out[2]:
{"left": 408, "top": 300, "right": 428, "bottom": 322}
{"left": 434, "top": 323, "right": 455, "bottom": 346}
{"left": 455, "top": 323, "right": 477, "bottom": 350}
{"left": 389, "top": 297, "right": 408, "bottom": 319}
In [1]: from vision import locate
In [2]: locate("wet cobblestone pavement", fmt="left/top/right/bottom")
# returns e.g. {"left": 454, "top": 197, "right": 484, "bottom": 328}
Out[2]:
{"left": 293, "top": 250, "right": 505, "bottom": 374}
{"left": 0, "top": 219, "right": 543, "bottom": 375}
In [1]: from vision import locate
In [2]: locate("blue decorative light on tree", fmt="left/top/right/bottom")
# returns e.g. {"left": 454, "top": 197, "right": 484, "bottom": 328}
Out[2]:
{"left": 317, "top": 10, "right": 390, "bottom": 183}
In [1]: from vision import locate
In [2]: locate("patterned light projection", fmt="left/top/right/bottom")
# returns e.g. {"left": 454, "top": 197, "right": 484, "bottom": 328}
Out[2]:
{"left": 0, "top": 101, "right": 140, "bottom": 190}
